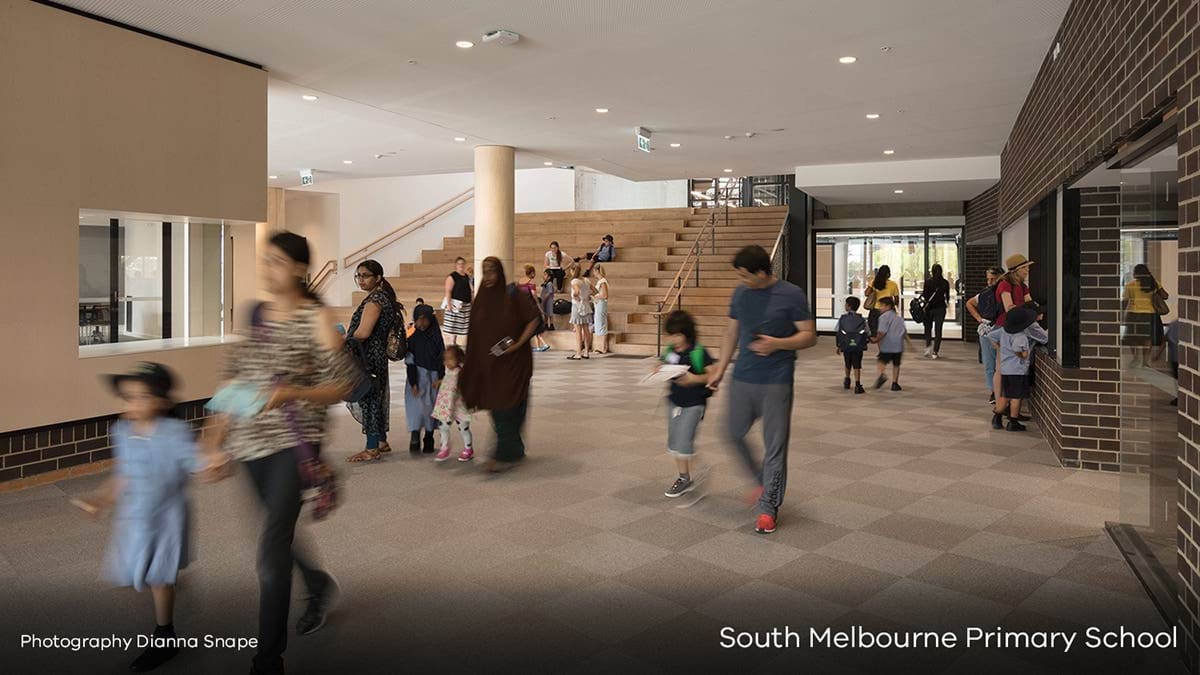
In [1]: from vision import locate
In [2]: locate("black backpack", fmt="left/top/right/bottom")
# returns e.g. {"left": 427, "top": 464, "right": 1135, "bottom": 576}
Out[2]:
{"left": 837, "top": 314, "right": 870, "bottom": 352}
{"left": 976, "top": 283, "right": 1003, "bottom": 322}
{"left": 553, "top": 298, "right": 572, "bottom": 315}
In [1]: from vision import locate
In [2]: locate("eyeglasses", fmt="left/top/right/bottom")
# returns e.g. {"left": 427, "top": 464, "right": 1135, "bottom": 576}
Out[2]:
{"left": 353, "top": 273, "right": 377, "bottom": 280}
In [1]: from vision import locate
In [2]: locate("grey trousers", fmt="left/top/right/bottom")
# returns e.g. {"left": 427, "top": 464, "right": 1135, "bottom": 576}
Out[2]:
{"left": 726, "top": 378, "right": 794, "bottom": 517}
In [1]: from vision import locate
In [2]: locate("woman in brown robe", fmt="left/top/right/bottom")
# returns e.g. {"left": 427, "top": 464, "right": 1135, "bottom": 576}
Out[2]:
{"left": 459, "top": 257, "right": 542, "bottom": 471}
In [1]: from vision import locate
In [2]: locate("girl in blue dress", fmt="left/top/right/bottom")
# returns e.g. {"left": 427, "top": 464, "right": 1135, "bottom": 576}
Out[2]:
{"left": 74, "top": 362, "right": 222, "bottom": 672}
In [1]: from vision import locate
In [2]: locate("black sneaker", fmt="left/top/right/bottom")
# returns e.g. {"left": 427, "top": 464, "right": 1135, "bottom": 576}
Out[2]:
{"left": 843, "top": 377, "right": 851, "bottom": 390}
{"left": 296, "top": 573, "right": 339, "bottom": 636}
{"left": 991, "top": 412, "right": 1004, "bottom": 430}
{"left": 891, "top": 383, "right": 902, "bottom": 392}
{"left": 409, "top": 431, "right": 420, "bottom": 453}
{"left": 854, "top": 383, "right": 865, "bottom": 394}
{"left": 422, "top": 430, "right": 436, "bottom": 453}
{"left": 874, "top": 375, "right": 887, "bottom": 389}
{"left": 1016, "top": 414, "right": 1032, "bottom": 422}
{"left": 1006, "top": 419, "right": 1027, "bottom": 432}
{"left": 664, "top": 477, "right": 695, "bottom": 498}
{"left": 129, "top": 626, "right": 179, "bottom": 672}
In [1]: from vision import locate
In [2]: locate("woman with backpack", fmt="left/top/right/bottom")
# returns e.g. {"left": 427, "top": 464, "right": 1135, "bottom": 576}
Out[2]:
{"left": 966, "top": 267, "right": 1005, "bottom": 401}
{"left": 1122, "top": 263, "right": 1169, "bottom": 367}
{"left": 920, "top": 264, "right": 951, "bottom": 359}
{"left": 864, "top": 265, "right": 900, "bottom": 336}
{"left": 345, "top": 259, "right": 401, "bottom": 462}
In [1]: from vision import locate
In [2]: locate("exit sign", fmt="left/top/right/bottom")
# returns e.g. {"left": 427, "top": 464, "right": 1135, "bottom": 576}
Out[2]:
{"left": 636, "top": 127, "right": 652, "bottom": 153}
{"left": 300, "top": 169, "right": 314, "bottom": 186}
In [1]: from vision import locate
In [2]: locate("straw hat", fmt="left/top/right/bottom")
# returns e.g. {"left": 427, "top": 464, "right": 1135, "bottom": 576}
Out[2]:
{"left": 1004, "top": 253, "right": 1034, "bottom": 272}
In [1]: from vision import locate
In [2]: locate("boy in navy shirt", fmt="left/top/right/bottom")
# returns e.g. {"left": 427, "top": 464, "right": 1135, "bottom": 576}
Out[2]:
{"left": 657, "top": 310, "right": 715, "bottom": 498}
{"left": 835, "top": 296, "right": 869, "bottom": 394}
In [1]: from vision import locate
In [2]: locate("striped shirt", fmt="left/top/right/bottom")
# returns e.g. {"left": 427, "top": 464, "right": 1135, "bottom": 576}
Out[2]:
{"left": 222, "top": 304, "right": 350, "bottom": 462}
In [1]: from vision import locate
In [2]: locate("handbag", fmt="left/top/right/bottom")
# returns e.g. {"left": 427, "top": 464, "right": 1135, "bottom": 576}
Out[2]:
{"left": 910, "top": 295, "right": 928, "bottom": 324}
{"left": 386, "top": 304, "right": 408, "bottom": 361}
{"left": 281, "top": 399, "right": 340, "bottom": 521}
{"left": 1151, "top": 290, "right": 1170, "bottom": 315}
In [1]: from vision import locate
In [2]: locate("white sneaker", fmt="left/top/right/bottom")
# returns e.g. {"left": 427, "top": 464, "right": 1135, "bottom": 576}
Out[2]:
{"left": 931, "top": 353, "right": 939, "bottom": 360}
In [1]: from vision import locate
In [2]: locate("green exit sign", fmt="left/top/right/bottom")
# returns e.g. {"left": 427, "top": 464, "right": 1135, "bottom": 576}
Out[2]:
{"left": 636, "top": 127, "right": 652, "bottom": 153}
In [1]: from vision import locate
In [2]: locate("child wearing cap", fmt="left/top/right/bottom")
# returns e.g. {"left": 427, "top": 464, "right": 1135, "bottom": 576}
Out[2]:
{"left": 988, "top": 302, "right": 1048, "bottom": 431}
{"left": 73, "top": 362, "right": 224, "bottom": 672}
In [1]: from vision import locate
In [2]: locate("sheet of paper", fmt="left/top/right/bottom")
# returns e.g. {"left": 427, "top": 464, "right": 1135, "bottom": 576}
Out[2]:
{"left": 638, "top": 364, "right": 690, "bottom": 385}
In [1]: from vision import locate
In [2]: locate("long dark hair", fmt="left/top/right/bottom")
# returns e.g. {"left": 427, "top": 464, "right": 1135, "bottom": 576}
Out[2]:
{"left": 929, "top": 263, "right": 944, "bottom": 282}
{"left": 358, "top": 259, "right": 397, "bottom": 305}
{"left": 872, "top": 265, "right": 891, "bottom": 291}
{"left": 1133, "top": 263, "right": 1156, "bottom": 293}
{"left": 268, "top": 231, "right": 322, "bottom": 305}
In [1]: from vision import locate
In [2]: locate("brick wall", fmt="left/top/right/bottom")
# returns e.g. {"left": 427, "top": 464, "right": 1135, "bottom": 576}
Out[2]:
{"left": 965, "top": 183, "right": 1000, "bottom": 245}
{"left": 962, "top": 243, "right": 998, "bottom": 342}
{"left": 964, "top": 183, "right": 1000, "bottom": 342}
{"left": 987, "top": 0, "right": 1199, "bottom": 667}
{"left": 0, "top": 399, "right": 214, "bottom": 489}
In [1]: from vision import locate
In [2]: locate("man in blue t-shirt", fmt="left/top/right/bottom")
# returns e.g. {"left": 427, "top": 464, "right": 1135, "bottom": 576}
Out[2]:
{"left": 708, "top": 245, "right": 817, "bottom": 534}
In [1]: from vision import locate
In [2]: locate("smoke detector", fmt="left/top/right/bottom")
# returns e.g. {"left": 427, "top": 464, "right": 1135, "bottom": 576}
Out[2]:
{"left": 482, "top": 29, "right": 521, "bottom": 46}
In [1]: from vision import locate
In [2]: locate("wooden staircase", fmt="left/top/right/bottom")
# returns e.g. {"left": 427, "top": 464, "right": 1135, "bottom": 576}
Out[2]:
{"left": 351, "top": 206, "right": 786, "bottom": 354}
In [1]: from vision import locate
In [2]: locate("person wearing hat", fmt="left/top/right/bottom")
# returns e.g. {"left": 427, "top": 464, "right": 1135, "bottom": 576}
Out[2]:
{"left": 991, "top": 254, "right": 1034, "bottom": 404}
{"left": 989, "top": 302, "right": 1048, "bottom": 431}
{"left": 73, "top": 362, "right": 223, "bottom": 672}
{"left": 405, "top": 302, "right": 445, "bottom": 453}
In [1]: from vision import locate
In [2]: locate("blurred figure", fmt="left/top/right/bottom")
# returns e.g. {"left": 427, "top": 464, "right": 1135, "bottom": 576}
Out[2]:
{"left": 406, "top": 303, "right": 445, "bottom": 453}
{"left": 433, "top": 345, "right": 473, "bottom": 461}
{"left": 864, "top": 265, "right": 899, "bottom": 336}
{"left": 204, "top": 231, "right": 352, "bottom": 675}
{"left": 346, "top": 259, "right": 399, "bottom": 462}
{"left": 1122, "top": 263, "right": 1169, "bottom": 367}
{"left": 656, "top": 310, "right": 715, "bottom": 499}
{"left": 460, "top": 257, "right": 542, "bottom": 472}
{"left": 73, "top": 362, "right": 221, "bottom": 673}
{"left": 920, "top": 263, "right": 950, "bottom": 359}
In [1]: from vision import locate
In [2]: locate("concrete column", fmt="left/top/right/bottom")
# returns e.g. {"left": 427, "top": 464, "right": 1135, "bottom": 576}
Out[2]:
{"left": 473, "top": 145, "right": 516, "bottom": 286}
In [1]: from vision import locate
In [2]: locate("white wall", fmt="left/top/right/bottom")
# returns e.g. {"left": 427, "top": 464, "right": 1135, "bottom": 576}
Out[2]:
{"left": 574, "top": 168, "right": 688, "bottom": 210}
{"left": 284, "top": 190, "right": 341, "bottom": 277}
{"left": 1001, "top": 213, "right": 1029, "bottom": 266}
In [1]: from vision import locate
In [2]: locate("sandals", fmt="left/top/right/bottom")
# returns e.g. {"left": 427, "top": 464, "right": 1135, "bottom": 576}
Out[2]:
{"left": 566, "top": 355, "right": 582, "bottom": 360}
{"left": 378, "top": 442, "right": 392, "bottom": 453}
{"left": 347, "top": 449, "right": 382, "bottom": 463}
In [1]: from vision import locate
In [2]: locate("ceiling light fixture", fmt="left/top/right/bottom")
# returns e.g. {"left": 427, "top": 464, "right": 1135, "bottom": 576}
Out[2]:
{"left": 269, "top": 175, "right": 278, "bottom": 179}
{"left": 866, "top": 113, "right": 880, "bottom": 119}
{"left": 343, "top": 160, "right": 353, "bottom": 164}
{"left": 893, "top": 189, "right": 904, "bottom": 194}
{"left": 839, "top": 56, "right": 857, "bottom": 64}
{"left": 454, "top": 137, "right": 466, "bottom": 142}
{"left": 723, "top": 168, "right": 733, "bottom": 173}
{"left": 301, "top": 94, "right": 318, "bottom": 101}
{"left": 883, "top": 149, "right": 895, "bottom": 155}
{"left": 595, "top": 108, "right": 609, "bottom": 113}
{"left": 670, "top": 143, "right": 681, "bottom": 148}
{"left": 456, "top": 40, "right": 474, "bottom": 49}
{"left": 543, "top": 161, "right": 554, "bottom": 166}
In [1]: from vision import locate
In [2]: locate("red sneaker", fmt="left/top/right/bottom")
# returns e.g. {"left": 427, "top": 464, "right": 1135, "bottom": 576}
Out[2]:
{"left": 755, "top": 514, "right": 777, "bottom": 534}
{"left": 742, "top": 486, "right": 764, "bottom": 506}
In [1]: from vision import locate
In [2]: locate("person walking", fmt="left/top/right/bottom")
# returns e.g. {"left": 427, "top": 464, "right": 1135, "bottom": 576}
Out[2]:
{"left": 459, "top": 257, "right": 542, "bottom": 473}
{"left": 567, "top": 265, "right": 594, "bottom": 360}
{"left": 442, "top": 257, "right": 472, "bottom": 345}
{"left": 345, "top": 259, "right": 399, "bottom": 462}
{"left": 406, "top": 303, "right": 445, "bottom": 454}
{"left": 1122, "top": 263, "right": 1169, "bottom": 367}
{"left": 864, "top": 265, "right": 900, "bottom": 336}
{"left": 203, "top": 231, "right": 352, "bottom": 675}
{"left": 709, "top": 245, "right": 817, "bottom": 535}
{"left": 920, "top": 263, "right": 951, "bottom": 359}
{"left": 592, "top": 264, "right": 611, "bottom": 355}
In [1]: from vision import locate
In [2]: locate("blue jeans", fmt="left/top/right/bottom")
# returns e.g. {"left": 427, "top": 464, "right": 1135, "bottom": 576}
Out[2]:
{"left": 980, "top": 336, "right": 996, "bottom": 391}
{"left": 366, "top": 432, "right": 388, "bottom": 449}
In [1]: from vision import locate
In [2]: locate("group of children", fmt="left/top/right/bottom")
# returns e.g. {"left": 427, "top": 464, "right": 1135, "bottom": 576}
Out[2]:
{"left": 834, "top": 295, "right": 913, "bottom": 392}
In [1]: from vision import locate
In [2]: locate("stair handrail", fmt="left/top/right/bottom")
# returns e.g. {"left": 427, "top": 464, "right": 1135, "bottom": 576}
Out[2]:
{"left": 769, "top": 210, "right": 788, "bottom": 279}
{"left": 310, "top": 259, "right": 337, "bottom": 294}
{"left": 652, "top": 204, "right": 728, "bottom": 352}
{"left": 343, "top": 187, "right": 474, "bottom": 269}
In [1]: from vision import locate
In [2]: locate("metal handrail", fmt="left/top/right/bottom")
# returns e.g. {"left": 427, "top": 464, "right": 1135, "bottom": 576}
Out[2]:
{"left": 343, "top": 187, "right": 474, "bottom": 269}
{"left": 653, "top": 205, "right": 728, "bottom": 352}
{"left": 310, "top": 259, "right": 337, "bottom": 294}
{"left": 769, "top": 211, "right": 787, "bottom": 263}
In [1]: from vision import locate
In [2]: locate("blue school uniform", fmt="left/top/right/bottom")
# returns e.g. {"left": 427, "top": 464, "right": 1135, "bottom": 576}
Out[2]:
{"left": 103, "top": 418, "right": 196, "bottom": 591}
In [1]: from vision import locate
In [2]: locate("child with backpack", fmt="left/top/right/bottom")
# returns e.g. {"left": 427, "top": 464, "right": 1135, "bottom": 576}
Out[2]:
{"left": 72, "top": 363, "right": 223, "bottom": 672}
{"left": 988, "top": 302, "right": 1048, "bottom": 431}
{"left": 871, "top": 296, "right": 912, "bottom": 391}
{"left": 656, "top": 310, "right": 715, "bottom": 499}
{"left": 836, "top": 296, "right": 869, "bottom": 393}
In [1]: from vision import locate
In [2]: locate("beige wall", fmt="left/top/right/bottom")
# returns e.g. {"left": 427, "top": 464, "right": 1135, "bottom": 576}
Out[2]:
{"left": 0, "top": 1, "right": 266, "bottom": 431}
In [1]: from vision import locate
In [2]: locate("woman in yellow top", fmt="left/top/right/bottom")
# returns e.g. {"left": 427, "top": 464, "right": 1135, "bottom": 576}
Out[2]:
{"left": 1122, "top": 263, "right": 1169, "bottom": 367}
{"left": 864, "top": 265, "right": 900, "bottom": 336}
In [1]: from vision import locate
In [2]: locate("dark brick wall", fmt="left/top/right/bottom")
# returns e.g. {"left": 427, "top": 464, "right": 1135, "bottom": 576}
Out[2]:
{"left": 0, "top": 399, "right": 213, "bottom": 485}
{"left": 965, "top": 183, "right": 1000, "bottom": 245}
{"left": 963, "top": 184, "right": 1000, "bottom": 342}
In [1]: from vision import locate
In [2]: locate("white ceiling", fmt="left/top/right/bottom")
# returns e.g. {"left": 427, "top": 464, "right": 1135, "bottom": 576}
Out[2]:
{"left": 57, "top": 0, "right": 1069, "bottom": 191}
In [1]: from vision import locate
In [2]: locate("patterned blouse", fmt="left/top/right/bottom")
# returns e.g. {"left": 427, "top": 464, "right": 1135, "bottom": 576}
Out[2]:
{"left": 222, "top": 303, "right": 351, "bottom": 462}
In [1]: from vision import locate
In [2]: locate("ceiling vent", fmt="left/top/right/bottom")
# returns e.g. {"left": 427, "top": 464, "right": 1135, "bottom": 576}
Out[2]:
{"left": 482, "top": 29, "right": 521, "bottom": 46}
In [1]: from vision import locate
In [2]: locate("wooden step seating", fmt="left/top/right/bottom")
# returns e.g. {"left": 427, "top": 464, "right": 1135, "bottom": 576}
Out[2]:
{"left": 352, "top": 206, "right": 785, "bottom": 354}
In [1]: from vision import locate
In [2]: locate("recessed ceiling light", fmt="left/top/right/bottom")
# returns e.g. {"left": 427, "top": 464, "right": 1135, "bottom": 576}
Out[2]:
{"left": 723, "top": 168, "right": 733, "bottom": 173}
{"left": 894, "top": 189, "right": 904, "bottom": 194}
{"left": 455, "top": 40, "right": 474, "bottom": 49}
{"left": 454, "top": 137, "right": 466, "bottom": 142}
{"left": 594, "top": 108, "right": 609, "bottom": 113}
{"left": 543, "top": 161, "right": 554, "bottom": 166}
{"left": 269, "top": 175, "right": 278, "bottom": 179}
{"left": 883, "top": 149, "right": 895, "bottom": 155}
{"left": 866, "top": 113, "right": 880, "bottom": 119}
{"left": 881, "top": 46, "right": 892, "bottom": 52}
{"left": 670, "top": 143, "right": 681, "bottom": 148}
{"left": 839, "top": 56, "right": 857, "bottom": 64}
{"left": 301, "top": 94, "right": 318, "bottom": 101}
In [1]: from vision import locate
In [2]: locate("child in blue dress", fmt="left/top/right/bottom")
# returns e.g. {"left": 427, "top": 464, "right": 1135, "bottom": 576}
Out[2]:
{"left": 74, "top": 362, "right": 221, "bottom": 672}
